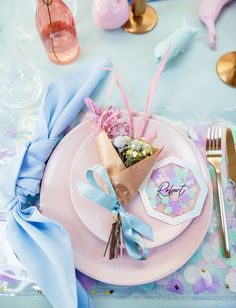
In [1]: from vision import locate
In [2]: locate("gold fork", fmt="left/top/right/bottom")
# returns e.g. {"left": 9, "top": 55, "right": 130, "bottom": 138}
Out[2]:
{"left": 206, "top": 126, "right": 230, "bottom": 258}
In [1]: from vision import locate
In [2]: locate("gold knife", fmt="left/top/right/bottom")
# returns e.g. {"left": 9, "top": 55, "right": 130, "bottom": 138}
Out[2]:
{"left": 226, "top": 128, "right": 236, "bottom": 187}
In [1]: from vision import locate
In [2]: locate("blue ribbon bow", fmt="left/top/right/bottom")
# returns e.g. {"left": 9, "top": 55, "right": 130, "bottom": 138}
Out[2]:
{"left": 76, "top": 164, "right": 153, "bottom": 260}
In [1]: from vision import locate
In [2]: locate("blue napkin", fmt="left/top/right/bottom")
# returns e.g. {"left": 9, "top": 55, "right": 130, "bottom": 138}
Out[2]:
{"left": 0, "top": 58, "right": 109, "bottom": 308}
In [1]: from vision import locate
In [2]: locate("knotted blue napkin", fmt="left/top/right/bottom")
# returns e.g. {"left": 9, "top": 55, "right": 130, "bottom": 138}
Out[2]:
{"left": 0, "top": 58, "right": 110, "bottom": 308}
{"left": 77, "top": 164, "right": 153, "bottom": 260}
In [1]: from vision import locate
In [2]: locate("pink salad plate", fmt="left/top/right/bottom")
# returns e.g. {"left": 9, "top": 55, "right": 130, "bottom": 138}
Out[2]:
{"left": 70, "top": 114, "right": 203, "bottom": 249}
{"left": 40, "top": 115, "right": 213, "bottom": 286}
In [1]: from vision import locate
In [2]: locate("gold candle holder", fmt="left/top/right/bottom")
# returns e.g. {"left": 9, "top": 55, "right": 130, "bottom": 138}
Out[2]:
{"left": 122, "top": 0, "right": 158, "bottom": 34}
{"left": 216, "top": 51, "right": 236, "bottom": 88}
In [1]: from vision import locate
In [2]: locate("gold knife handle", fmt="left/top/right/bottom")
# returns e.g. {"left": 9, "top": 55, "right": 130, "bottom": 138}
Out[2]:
{"left": 216, "top": 170, "right": 231, "bottom": 258}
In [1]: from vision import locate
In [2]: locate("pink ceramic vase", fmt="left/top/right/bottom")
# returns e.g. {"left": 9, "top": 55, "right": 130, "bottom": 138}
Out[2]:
{"left": 93, "top": 0, "right": 130, "bottom": 30}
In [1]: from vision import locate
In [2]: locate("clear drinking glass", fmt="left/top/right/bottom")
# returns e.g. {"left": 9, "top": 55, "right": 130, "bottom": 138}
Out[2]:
{"left": 0, "top": 33, "right": 42, "bottom": 108}
{"left": 1, "top": 0, "right": 38, "bottom": 43}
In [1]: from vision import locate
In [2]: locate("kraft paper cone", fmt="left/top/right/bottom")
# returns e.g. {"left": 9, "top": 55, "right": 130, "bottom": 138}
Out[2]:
{"left": 96, "top": 131, "right": 124, "bottom": 176}
{"left": 96, "top": 131, "right": 161, "bottom": 206}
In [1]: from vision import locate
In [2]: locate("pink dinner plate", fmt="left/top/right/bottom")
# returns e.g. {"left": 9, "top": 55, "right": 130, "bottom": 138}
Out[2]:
{"left": 40, "top": 116, "right": 213, "bottom": 285}
{"left": 70, "top": 114, "right": 202, "bottom": 249}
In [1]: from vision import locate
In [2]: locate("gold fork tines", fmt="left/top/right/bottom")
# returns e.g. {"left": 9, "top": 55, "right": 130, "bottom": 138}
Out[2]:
{"left": 206, "top": 126, "right": 230, "bottom": 258}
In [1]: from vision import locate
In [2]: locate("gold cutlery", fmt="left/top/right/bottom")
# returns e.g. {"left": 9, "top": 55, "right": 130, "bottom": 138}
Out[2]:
{"left": 206, "top": 126, "right": 230, "bottom": 258}
{"left": 226, "top": 128, "right": 236, "bottom": 188}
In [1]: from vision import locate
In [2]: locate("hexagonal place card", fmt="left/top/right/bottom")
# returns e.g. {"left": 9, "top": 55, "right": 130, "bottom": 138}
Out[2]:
{"left": 138, "top": 156, "right": 208, "bottom": 225}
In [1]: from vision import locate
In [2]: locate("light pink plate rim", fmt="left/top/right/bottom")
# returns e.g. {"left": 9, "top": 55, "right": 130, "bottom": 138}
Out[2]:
{"left": 41, "top": 116, "right": 213, "bottom": 285}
